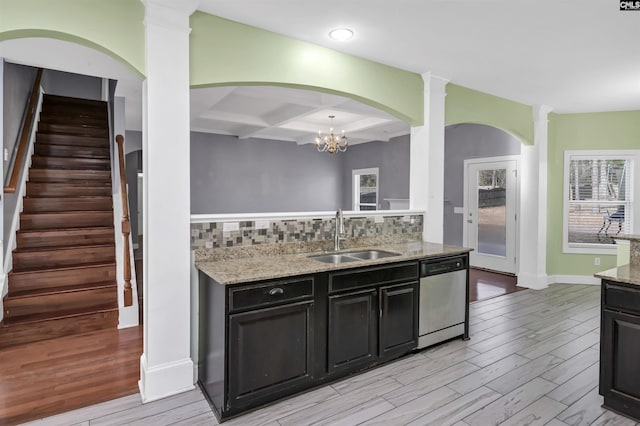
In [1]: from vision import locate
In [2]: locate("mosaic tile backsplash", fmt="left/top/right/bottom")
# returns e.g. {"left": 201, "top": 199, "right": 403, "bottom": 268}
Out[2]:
{"left": 191, "top": 214, "right": 423, "bottom": 251}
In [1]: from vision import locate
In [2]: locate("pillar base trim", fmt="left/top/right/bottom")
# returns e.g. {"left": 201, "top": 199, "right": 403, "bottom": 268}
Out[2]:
{"left": 138, "top": 354, "right": 195, "bottom": 403}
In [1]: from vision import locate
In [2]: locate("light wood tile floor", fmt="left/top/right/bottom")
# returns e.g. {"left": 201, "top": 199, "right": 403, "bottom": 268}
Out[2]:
{"left": 22, "top": 284, "right": 640, "bottom": 426}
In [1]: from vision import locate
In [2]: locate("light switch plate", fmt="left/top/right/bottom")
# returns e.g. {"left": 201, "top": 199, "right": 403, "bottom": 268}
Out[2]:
{"left": 403, "top": 215, "right": 410, "bottom": 222}
{"left": 374, "top": 216, "right": 385, "bottom": 223}
{"left": 254, "top": 220, "right": 270, "bottom": 230}
{"left": 223, "top": 222, "right": 240, "bottom": 232}
{"left": 205, "top": 241, "right": 213, "bottom": 249}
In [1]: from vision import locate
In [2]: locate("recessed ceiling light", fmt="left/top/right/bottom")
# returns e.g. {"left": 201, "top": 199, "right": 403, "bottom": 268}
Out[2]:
{"left": 329, "top": 28, "right": 354, "bottom": 41}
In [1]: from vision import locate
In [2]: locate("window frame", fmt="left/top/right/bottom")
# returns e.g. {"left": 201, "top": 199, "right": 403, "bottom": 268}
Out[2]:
{"left": 562, "top": 150, "right": 638, "bottom": 254}
{"left": 352, "top": 167, "right": 379, "bottom": 211}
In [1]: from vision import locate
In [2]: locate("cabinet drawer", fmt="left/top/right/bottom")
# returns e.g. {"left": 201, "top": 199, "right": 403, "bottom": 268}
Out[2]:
{"left": 329, "top": 262, "right": 418, "bottom": 294}
{"left": 604, "top": 281, "right": 640, "bottom": 315}
{"left": 229, "top": 278, "right": 314, "bottom": 312}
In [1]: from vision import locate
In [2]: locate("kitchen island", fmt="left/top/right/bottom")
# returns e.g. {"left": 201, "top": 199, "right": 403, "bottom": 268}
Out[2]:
{"left": 596, "top": 234, "right": 640, "bottom": 422}
{"left": 195, "top": 240, "right": 471, "bottom": 422}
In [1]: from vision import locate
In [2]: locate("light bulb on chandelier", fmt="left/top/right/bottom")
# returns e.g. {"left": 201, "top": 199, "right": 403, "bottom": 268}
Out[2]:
{"left": 315, "top": 115, "right": 348, "bottom": 154}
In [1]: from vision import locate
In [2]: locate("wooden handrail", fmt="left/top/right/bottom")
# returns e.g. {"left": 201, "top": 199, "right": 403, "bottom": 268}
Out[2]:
{"left": 4, "top": 68, "right": 43, "bottom": 193}
{"left": 116, "top": 134, "right": 133, "bottom": 307}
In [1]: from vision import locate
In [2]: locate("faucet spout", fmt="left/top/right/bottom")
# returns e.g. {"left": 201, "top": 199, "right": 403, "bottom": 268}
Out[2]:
{"left": 334, "top": 209, "right": 346, "bottom": 251}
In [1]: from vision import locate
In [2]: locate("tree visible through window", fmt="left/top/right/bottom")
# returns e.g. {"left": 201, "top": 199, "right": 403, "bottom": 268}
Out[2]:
{"left": 564, "top": 151, "right": 636, "bottom": 253}
{"left": 353, "top": 168, "right": 378, "bottom": 211}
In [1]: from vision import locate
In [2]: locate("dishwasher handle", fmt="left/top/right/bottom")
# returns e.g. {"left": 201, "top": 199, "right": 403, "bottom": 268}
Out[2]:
{"left": 420, "top": 256, "right": 467, "bottom": 277}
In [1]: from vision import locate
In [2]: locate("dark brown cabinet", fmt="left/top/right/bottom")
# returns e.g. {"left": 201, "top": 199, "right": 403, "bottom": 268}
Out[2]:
{"left": 228, "top": 300, "right": 315, "bottom": 411}
{"left": 379, "top": 283, "right": 418, "bottom": 360}
{"left": 327, "top": 289, "right": 378, "bottom": 374}
{"left": 600, "top": 280, "right": 640, "bottom": 422}
{"left": 326, "top": 262, "right": 419, "bottom": 376}
{"left": 199, "top": 260, "right": 428, "bottom": 422}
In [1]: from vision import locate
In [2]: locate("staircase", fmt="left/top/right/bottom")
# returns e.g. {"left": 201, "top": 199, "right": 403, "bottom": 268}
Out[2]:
{"left": 0, "top": 95, "right": 118, "bottom": 349}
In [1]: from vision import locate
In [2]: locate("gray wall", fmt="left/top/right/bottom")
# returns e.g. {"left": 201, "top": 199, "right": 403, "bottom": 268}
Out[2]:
{"left": 40, "top": 69, "right": 102, "bottom": 100}
{"left": 190, "top": 132, "right": 346, "bottom": 214}
{"left": 125, "top": 130, "right": 142, "bottom": 155}
{"left": 126, "top": 150, "right": 141, "bottom": 244}
{"left": 443, "top": 123, "right": 522, "bottom": 247}
{"left": 340, "top": 135, "right": 410, "bottom": 210}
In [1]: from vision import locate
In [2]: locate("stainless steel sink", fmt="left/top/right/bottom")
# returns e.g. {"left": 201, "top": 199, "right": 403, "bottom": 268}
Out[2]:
{"left": 308, "top": 253, "right": 360, "bottom": 264}
{"left": 345, "top": 250, "right": 400, "bottom": 260}
{"left": 309, "top": 250, "right": 400, "bottom": 264}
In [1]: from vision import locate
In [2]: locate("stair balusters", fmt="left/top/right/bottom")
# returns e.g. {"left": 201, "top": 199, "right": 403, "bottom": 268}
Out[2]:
{"left": 115, "top": 135, "right": 133, "bottom": 307}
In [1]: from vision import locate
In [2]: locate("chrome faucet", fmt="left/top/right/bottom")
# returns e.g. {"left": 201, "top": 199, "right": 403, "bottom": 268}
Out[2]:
{"left": 334, "top": 209, "right": 346, "bottom": 251}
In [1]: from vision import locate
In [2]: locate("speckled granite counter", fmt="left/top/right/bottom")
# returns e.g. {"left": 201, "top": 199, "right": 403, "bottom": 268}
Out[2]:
{"left": 596, "top": 234, "right": 640, "bottom": 285}
{"left": 196, "top": 241, "right": 471, "bottom": 285}
{"left": 595, "top": 264, "right": 640, "bottom": 287}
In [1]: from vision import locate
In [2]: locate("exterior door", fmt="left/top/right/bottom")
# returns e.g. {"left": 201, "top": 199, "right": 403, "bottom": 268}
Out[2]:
{"left": 465, "top": 158, "right": 518, "bottom": 274}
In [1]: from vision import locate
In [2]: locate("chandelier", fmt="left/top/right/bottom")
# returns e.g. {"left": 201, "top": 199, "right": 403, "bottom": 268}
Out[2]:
{"left": 315, "top": 115, "right": 348, "bottom": 154}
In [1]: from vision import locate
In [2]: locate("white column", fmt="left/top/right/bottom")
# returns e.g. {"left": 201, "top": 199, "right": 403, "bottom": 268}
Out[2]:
{"left": 410, "top": 73, "right": 448, "bottom": 243}
{"left": 517, "top": 105, "right": 552, "bottom": 290}
{"left": 139, "top": 0, "right": 199, "bottom": 402}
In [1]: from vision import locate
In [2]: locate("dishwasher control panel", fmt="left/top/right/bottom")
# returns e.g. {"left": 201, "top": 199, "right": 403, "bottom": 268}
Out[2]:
{"left": 420, "top": 255, "right": 467, "bottom": 277}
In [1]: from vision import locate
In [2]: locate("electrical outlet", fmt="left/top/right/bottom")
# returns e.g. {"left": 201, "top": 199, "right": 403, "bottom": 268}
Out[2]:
{"left": 594, "top": 257, "right": 601, "bottom": 266}
{"left": 374, "top": 215, "right": 384, "bottom": 223}
{"left": 205, "top": 241, "right": 213, "bottom": 249}
{"left": 222, "top": 222, "right": 239, "bottom": 232}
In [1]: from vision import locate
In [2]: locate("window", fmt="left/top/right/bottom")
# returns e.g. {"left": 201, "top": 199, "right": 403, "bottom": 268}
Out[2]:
{"left": 352, "top": 168, "right": 379, "bottom": 211}
{"left": 563, "top": 150, "right": 638, "bottom": 254}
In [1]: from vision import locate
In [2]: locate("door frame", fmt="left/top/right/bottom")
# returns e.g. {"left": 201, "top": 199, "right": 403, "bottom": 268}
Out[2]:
{"left": 463, "top": 155, "right": 520, "bottom": 274}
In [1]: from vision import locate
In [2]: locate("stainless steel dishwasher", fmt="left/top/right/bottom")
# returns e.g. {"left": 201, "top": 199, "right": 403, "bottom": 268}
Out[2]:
{"left": 418, "top": 254, "right": 469, "bottom": 349}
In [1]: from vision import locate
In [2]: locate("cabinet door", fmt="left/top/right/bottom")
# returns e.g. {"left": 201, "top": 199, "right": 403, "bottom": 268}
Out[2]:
{"left": 228, "top": 300, "right": 314, "bottom": 411}
{"left": 327, "top": 289, "right": 377, "bottom": 374}
{"left": 380, "top": 282, "right": 418, "bottom": 360}
{"left": 600, "top": 309, "right": 640, "bottom": 420}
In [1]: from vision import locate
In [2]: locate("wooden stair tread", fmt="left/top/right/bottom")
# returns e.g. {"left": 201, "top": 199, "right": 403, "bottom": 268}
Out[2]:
{"left": 43, "top": 94, "right": 107, "bottom": 107}
{"left": 17, "top": 226, "right": 114, "bottom": 235}
{"left": 8, "top": 281, "right": 117, "bottom": 300}
{"left": 13, "top": 243, "right": 114, "bottom": 254}
{"left": 9, "top": 261, "right": 116, "bottom": 276}
{"left": 2, "top": 305, "right": 118, "bottom": 327}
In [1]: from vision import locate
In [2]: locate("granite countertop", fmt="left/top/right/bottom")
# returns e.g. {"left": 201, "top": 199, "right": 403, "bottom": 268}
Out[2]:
{"left": 612, "top": 234, "right": 640, "bottom": 242}
{"left": 595, "top": 264, "right": 640, "bottom": 287}
{"left": 196, "top": 241, "right": 472, "bottom": 285}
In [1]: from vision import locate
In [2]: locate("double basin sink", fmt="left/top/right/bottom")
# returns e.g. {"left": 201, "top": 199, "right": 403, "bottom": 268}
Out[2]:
{"left": 309, "top": 250, "right": 400, "bottom": 264}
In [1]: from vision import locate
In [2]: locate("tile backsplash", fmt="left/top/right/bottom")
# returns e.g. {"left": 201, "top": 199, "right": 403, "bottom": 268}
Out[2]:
{"left": 191, "top": 214, "right": 423, "bottom": 251}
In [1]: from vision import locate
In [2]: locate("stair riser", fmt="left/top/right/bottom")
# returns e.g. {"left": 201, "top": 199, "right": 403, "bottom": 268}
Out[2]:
{"left": 28, "top": 169, "right": 112, "bottom": 183}
{"left": 0, "top": 310, "right": 118, "bottom": 349}
{"left": 23, "top": 198, "right": 113, "bottom": 213}
{"left": 17, "top": 229, "right": 115, "bottom": 249}
{"left": 39, "top": 114, "right": 107, "bottom": 128}
{"left": 35, "top": 144, "right": 110, "bottom": 159}
{"left": 26, "top": 183, "right": 112, "bottom": 197}
{"left": 42, "top": 103, "right": 106, "bottom": 115}
{"left": 38, "top": 123, "right": 108, "bottom": 137}
{"left": 43, "top": 95, "right": 107, "bottom": 108}
{"left": 8, "top": 265, "right": 116, "bottom": 293}
{"left": 36, "top": 133, "right": 109, "bottom": 148}
{"left": 13, "top": 247, "right": 115, "bottom": 270}
{"left": 4, "top": 287, "right": 117, "bottom": 319}
{"left": 21, "top": 212, "right": 113, "bottom": 230}
{"left": 31, "top": 156, "right": 110, "bottom": 170}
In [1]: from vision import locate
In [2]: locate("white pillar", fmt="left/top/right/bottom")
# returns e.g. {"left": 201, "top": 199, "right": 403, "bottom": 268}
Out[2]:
{"left": 139, "top": 0, "right": 199, "bottom": 402}
{"left": 410, "top": 73, "right": 448, "bottom": 243}
{"left": 517, "top": 105, "right": 552, "bottom": 290}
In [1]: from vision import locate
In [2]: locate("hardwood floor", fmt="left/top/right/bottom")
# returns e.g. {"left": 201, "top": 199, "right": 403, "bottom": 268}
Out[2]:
{"left": 469, "top": 268, "right": 523, "bottom": 302}
{"left": 0, "top": 326, "right": 141, "bottom": 425}
{"left": 22, "top": 284, "right": 640, "bottom": 426}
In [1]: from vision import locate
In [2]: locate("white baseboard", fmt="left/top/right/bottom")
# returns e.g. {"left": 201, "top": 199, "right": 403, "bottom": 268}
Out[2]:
{"left": 138, "top": 355, "right": 195, "bottom": 403}
{"left": 516, "top": 273, "right": 549, "bottom": 290}
{"left": 547, "top": 275, "right": 600, "bottom": 285}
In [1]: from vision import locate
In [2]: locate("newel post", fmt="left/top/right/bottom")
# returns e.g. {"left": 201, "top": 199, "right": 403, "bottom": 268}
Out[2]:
{"left": 116, "top": 134, "right": 133, "bottom": 307}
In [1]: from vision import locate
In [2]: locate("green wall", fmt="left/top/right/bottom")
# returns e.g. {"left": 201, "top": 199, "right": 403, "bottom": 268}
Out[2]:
{"left": 189, "top": 12, "right": 424, "bottom": 126}
{"left": 0, "top": 0, "right": 146, "bottom": 78}
{"left": 445, "top": 84, "right": 533, "bottom": 146}
{"left": 547, "top": 110, "right": 640, "bottom": 276}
